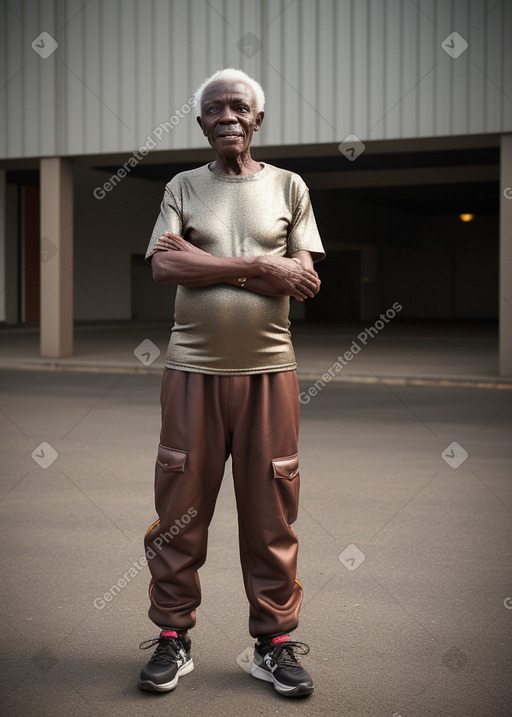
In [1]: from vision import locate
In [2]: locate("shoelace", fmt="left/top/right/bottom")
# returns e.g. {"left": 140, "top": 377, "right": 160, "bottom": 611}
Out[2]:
{"left": 268, "top": 640, "right": 310, "bottom": 669}
{"left": 139, "top": 636, "right": 182, "bottom": 665}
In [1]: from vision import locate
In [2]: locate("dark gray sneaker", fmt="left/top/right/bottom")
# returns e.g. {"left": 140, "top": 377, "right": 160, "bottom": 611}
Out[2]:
{"left": 251, "top": 634, "right": 314, "bottom": 697}
{"left": 138, "top": 630, "right": 194, "bottom": 692}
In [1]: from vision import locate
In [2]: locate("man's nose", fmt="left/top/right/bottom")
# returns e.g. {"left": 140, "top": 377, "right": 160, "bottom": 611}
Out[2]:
{"left": 218, "top": 105, "right": 237, "bottom": 122}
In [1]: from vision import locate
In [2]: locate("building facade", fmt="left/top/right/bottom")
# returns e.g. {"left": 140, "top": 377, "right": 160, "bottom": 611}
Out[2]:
{"left": 1, "top": 0, "right": 511, "bottom": 372}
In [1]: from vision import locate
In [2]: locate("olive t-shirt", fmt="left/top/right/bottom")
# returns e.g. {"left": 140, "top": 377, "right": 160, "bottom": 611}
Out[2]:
{"left": 146, "top": 162, "right": 325, "bottom": 375}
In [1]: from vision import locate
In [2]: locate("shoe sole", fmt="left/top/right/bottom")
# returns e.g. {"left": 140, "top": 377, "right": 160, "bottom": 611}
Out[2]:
{"left": 250, "top": 663, "right": 314, "bottom": 697}
{"left": 138, "top": 658, "right": 194, "bottom": 692}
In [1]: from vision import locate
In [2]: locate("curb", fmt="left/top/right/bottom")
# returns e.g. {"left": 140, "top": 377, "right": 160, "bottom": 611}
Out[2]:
{"left": 1, "top": 360, "right": 511, "bottom": 389}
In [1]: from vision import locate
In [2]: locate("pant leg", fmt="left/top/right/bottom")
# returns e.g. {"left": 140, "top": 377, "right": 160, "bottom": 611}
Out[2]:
{"left": 146, "top": 368, "right": 229, "bottom": 629}
{"left": 230, "top": 370, "right": 303, "bottom": 638}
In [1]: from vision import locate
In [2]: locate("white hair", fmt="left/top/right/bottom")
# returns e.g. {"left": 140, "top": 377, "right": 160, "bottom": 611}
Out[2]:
{"left": 194, "top": 69, "right": 265, "bottom": 116}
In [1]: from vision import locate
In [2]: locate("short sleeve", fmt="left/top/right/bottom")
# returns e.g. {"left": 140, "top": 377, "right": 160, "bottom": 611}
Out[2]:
{"left": 287, "top": 186, "right": 325, "bottom": 262}
{"left": 145, "top": 184, "right": 183, "bottom": 263}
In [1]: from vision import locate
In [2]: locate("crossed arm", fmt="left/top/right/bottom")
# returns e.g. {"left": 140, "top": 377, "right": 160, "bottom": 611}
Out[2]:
{"left": 150, "top": 232, "right": 321, "bottom": 301}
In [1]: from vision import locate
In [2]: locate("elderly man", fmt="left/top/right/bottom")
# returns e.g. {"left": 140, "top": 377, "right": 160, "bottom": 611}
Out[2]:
{"left": 138, "top": 68, "right": 325, "bottom": 698}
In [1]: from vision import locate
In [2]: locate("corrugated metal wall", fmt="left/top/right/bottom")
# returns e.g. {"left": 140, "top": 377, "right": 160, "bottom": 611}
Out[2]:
{"left": 1, "top": 0, "right": 511, "bottom": 159}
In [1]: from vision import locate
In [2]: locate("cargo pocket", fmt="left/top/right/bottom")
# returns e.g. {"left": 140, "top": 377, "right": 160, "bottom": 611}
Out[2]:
{"left": 156, "top": 444, "right": 187, "bottom": 473}
{"left": 154, "top": 444, "right": 188, "bottom": 512}
{"left": 272, "top": 453, "right": 300, "bottom": 525}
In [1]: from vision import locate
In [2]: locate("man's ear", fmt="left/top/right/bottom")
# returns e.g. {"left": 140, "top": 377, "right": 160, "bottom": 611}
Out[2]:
{"left": 197, "top": 116, "right": 206, "bottom": 135}
{"left": 254, "top": 110, "right": 264, "bottom": 131}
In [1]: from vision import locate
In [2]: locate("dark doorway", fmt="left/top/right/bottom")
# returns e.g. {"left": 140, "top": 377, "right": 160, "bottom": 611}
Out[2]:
{"left": 307, "top": 250, "right": 361, "bottom": 322}
{"left": 131, "top": 254, "right": 177, "bottom": 320}
{"left": 24, "top": 185, "right": 40, "bottom": 322}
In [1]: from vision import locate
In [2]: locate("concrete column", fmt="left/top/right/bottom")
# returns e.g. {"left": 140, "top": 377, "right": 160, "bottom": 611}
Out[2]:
{"left": 40, "top": 157, "right": 73, "bottom": 357}
{"left": 500, "top": 135, "right": 512, "bottom": 376}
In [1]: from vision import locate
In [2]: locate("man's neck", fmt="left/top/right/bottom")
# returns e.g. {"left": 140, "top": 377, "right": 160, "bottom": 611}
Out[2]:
{"left": 211, "top": 153, "right": 262, "bottom": 177}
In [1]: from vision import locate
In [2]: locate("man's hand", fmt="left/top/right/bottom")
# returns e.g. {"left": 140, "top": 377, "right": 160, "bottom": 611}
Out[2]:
{"left": 257, "top": 255, "right": 320, "bottom": 301}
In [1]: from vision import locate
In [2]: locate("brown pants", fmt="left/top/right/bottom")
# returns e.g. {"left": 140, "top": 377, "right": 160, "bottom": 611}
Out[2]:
{"left": 145, "top": 367, "right": 303, "bottom": 638}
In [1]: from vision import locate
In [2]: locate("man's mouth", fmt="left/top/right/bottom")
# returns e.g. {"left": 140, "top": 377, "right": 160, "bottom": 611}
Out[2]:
{"left": 217, "top": 132, "right": 243, "bottom": 138}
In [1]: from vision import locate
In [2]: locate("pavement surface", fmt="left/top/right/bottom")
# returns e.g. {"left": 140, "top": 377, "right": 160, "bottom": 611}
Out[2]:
{"left": 1, "top": 322, "right": 511, "bottom": 716}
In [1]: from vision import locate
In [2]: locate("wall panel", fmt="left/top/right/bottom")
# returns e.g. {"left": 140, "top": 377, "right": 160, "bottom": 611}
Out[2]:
{"left": 0, "top": 0, "right": 510, "bottom": 159}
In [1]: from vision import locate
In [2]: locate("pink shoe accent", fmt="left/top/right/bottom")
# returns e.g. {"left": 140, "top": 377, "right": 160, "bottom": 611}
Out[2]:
{"left": 272, "top": 635, "right": 291, "bottom": 645}
{"left": 161, "top": 630, "right": 178, "bottom": 638}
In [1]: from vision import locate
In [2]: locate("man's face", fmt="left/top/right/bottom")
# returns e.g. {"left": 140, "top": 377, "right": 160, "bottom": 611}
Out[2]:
{"left": 197, "top": 79, "right": 264, "bottom": 157}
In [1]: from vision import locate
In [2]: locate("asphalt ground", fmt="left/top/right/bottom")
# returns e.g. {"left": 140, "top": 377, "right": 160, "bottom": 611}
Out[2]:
{"left": 1, "top": 368, "right": 511, "bottom": 716}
